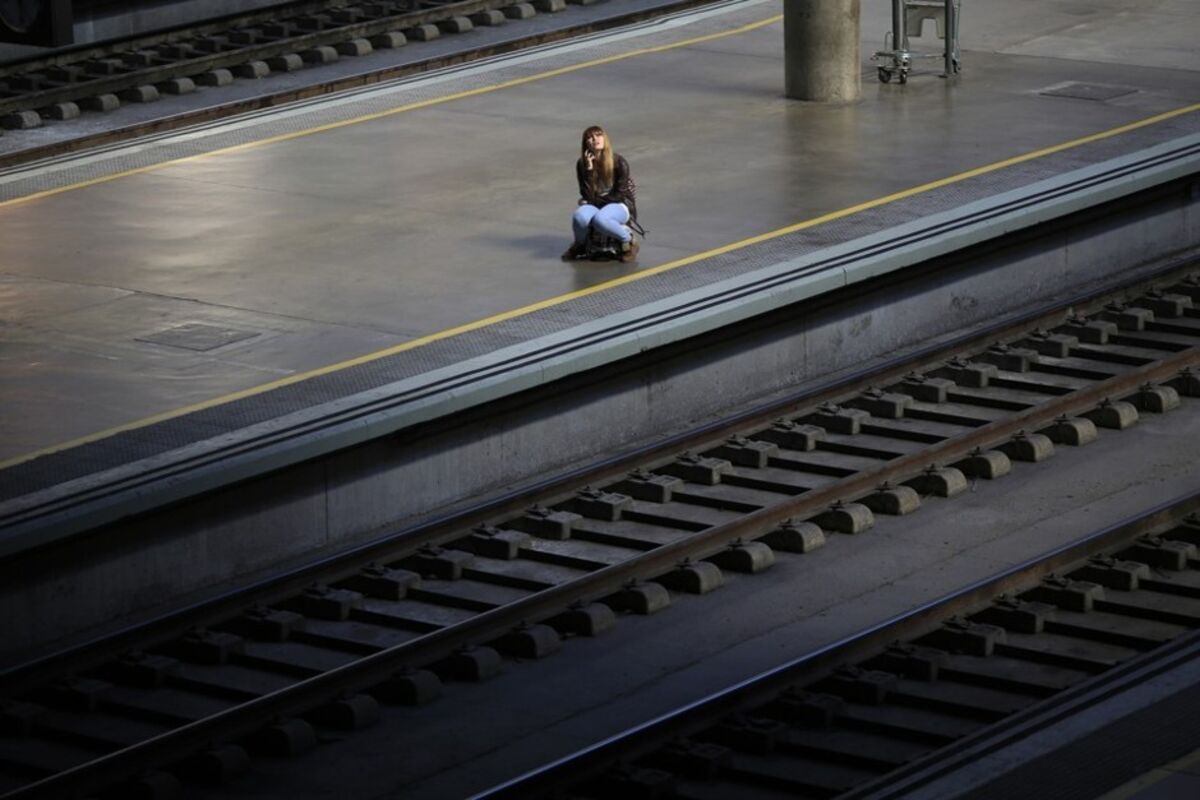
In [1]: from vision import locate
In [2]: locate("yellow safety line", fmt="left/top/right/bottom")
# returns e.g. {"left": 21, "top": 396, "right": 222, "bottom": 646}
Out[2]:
{"left": 1, "top": 21, "right": 1198, "bottom": 470}
{"left": 0, "top": 14, "right": 784, "bottom": 211}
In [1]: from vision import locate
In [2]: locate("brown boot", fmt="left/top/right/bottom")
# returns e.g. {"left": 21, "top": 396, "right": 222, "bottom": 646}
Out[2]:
{"left": 619, "top": 237, "right": 639, "bottom": 263}
{"left": 561, "top": 242, "right": 585, "bottom": 261}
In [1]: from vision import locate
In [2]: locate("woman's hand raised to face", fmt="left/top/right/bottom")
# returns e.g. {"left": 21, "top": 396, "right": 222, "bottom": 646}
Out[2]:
{"left": 584, "top": 150, "right": 595, "bottom": 171}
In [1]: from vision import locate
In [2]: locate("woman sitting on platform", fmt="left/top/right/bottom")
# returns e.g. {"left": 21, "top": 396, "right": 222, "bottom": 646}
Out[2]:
{"left": 561, "top": 125, "right": 641, "bottom": 263}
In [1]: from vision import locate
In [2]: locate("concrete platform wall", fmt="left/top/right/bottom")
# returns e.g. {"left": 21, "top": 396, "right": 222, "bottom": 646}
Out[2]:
{"left": 3, "top": 179, "right": 1197, "bottom": 662}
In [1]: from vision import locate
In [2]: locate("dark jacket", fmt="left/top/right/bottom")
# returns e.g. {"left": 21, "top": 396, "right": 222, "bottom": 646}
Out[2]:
{"left": 576, "top": 152, "right": 638, "bottom": 224}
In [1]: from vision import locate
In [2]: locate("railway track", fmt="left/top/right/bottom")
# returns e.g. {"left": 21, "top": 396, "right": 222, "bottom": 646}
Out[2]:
{"left": 1, "top": 268, "right": 1198, "bottom": 798}
{"left": 0, "top": 0, "right": 704, "bottom": 143}
{"left": 478, "top": 493, "right": 1200, "bottom": 800}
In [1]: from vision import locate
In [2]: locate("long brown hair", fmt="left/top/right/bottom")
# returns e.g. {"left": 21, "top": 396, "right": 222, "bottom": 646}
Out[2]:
{"left": 581, "top": 124, "right": 615, "bottom": 194}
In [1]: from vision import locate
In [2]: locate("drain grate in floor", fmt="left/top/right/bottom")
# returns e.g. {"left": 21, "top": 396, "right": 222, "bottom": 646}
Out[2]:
{"left": 1039, "top": 82, "right": 1138, "bottom": 102}
{"left": 137, "top": 323, "right": 260, "bottom": 352}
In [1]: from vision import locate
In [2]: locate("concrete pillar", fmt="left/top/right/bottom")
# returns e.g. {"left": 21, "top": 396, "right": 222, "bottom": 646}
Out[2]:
{"left": 784, "top": 0, "right": 861, "bottom": 103}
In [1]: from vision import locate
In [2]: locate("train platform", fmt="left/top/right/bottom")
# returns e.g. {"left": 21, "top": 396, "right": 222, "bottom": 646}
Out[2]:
{"left": 1, "top": 0, "right": 1198, "bottom": 546}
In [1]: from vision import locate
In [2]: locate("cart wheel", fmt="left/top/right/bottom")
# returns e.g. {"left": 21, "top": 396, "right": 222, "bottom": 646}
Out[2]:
{"left": 878, "top": 67, "right": 892, "bottom": 84}
{"left": 898, "top": 70, "right": 908, "bottom": 84}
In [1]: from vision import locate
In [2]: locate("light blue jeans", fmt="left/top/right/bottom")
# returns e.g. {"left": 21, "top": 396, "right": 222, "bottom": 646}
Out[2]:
{"left": 572, "top": 202, "right": 631, "bottom": 245}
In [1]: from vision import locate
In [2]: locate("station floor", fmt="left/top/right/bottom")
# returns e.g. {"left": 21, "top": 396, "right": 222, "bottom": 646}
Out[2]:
{"left": 0, "top": 0, "right": 1198, "bottom": 499}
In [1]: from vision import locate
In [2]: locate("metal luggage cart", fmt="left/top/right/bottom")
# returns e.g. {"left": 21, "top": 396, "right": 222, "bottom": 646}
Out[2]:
{"left": 872, "top": 0, "right": 961, "bottom": 84}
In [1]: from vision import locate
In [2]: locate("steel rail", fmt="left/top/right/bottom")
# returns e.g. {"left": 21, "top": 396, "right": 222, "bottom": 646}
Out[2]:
{"left": 0, "top": 0, "right": 726, "bottom": 169}
{"left": 0, "top": 0, "right": 340, "bottom": 76}
{"left": 0, "top": 0, "right": 538, "bottom": 115}
{"left": 8, "top": 338, "right": 1198, "bottom": 799}
{"left": 472, "top": 490, "right": 1200, "bottom": 799}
